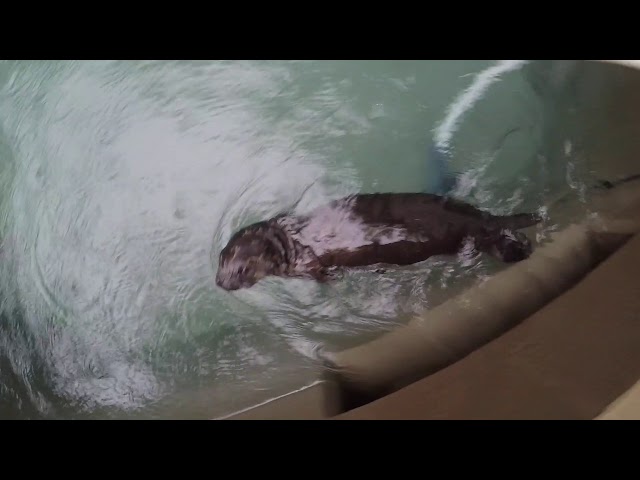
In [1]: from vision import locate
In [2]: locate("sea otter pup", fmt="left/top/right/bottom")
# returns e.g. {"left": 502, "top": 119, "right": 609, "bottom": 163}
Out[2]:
{"left": 215, "top": 192, "right": 541, "bottom": 291}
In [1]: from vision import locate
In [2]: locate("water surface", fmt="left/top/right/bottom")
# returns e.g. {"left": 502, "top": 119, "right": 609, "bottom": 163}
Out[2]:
{"left": 0, "top": 60, "right": 633, "bottom": 419}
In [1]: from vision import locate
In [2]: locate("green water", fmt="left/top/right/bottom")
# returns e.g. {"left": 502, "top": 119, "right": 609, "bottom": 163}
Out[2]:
{"left": 0, "top": 60, "right": 631, "bottom": 419}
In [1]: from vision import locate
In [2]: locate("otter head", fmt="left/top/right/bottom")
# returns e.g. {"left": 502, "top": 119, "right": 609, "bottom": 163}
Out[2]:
{"left": 215, "top": 224, "right": 285, "bottom": 291}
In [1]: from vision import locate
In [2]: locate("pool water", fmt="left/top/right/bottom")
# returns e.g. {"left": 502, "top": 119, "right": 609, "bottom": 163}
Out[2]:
{"left": 0, "top": 60, "right": 636, "bottom": 419}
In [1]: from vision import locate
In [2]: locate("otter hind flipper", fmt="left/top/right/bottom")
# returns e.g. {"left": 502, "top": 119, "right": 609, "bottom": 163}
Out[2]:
{"left": 478, "top": 229, "right": 533, "bottom": 263}
{"left": 309, "top": 266, "right": 342, "bottom": 283}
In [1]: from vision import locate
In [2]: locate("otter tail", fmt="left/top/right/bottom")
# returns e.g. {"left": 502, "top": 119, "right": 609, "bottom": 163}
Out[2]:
{"left": 493, "top": 212, "right": 542, "bottom": 231}
{"left": 594, "top": 172, "right": 640, "bottom": 190}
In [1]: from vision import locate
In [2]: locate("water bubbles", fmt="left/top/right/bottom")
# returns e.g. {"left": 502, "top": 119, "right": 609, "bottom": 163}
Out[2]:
{"left": 0, "top": 60, "right": 611, "bottom": 419}
{"left": 564, "top": 139, "right": 573, "bottom": 156}
{"left": 368, "top": 103, "right": 385, "bottom": 120}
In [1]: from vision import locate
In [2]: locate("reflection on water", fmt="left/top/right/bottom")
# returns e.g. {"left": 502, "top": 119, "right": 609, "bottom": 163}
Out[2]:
{"left": 0, "top": 60, "right": 637, "bottom": 419}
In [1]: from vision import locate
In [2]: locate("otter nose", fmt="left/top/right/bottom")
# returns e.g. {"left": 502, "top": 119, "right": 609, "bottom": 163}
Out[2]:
{"left": 215, "top": 273, "right": 240, "bottom": 291}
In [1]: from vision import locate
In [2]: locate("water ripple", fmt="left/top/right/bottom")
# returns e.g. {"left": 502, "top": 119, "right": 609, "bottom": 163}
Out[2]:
{"left": 0, "top": 60, "right": 603, "bottom": 419}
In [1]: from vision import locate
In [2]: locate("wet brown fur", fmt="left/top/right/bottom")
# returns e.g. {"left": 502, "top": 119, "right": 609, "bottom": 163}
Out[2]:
{"left": 215, "top": 192, "right": 541, "bottom": 291}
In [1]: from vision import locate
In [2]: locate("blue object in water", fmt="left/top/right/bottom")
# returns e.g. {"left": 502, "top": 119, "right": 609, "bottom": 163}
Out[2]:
{"left": 425, "top": 142, "right": 458, "bottom": 195}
